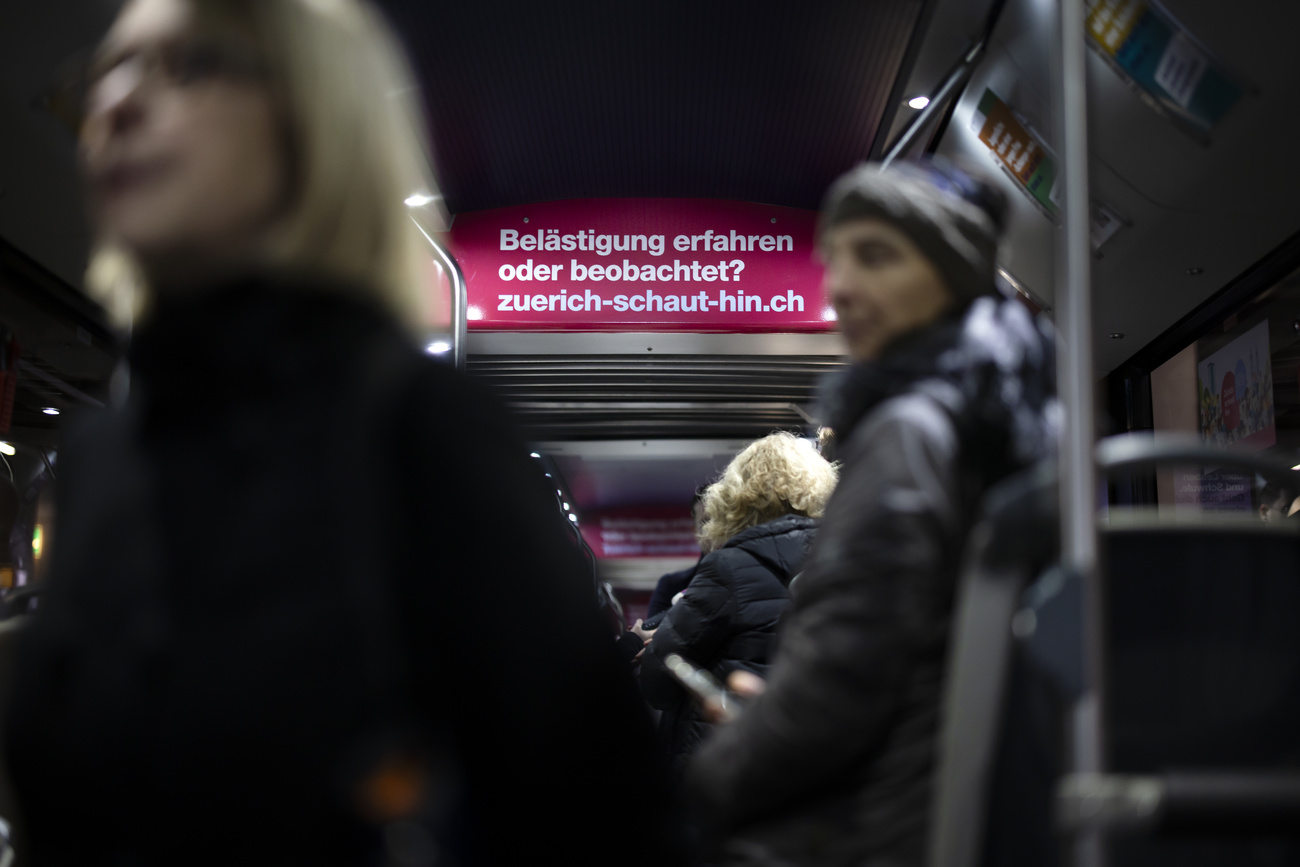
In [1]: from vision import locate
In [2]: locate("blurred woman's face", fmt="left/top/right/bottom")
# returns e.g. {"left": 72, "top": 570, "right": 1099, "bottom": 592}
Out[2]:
{"left": 81, "top": 0, "right": 287, "bottom": 283}
{"left": 821, "top": 218, "right": 956, "bottom": 362}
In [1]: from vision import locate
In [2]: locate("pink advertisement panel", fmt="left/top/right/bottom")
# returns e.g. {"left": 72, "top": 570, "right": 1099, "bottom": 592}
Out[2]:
{"left": 580, "top": 506, "right": 701, "bottom": 559}
{"left": 447, "top": 198, "right": 836, "bottom": 332}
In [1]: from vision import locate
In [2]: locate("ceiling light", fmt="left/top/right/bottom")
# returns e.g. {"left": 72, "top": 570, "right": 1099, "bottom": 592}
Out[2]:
{"left": 530, "top": 452, "right": 541, "bottom": 458}
{"left": 404, "top": 192, "right": 436, "bottom": 208}
{"left": 42, "top": 407, "right": 59, "bottom": 416}
{"left": 1109, "top": 332, "right": 1124, "bottom": 339}
{"left": 1292, "top": 464, "right": 1300, "bottom": 471}
{"left": 908, "top": 96, "right": 930, "bottom": 110}
{"left": 568, "top": 514, "right": 578, "bottom": 523}
{"left": 0, "top": 442, "right": 13, "bottom": 456}
{"left": 425, "top": 340, "right": 451, "bottom": 354}
{"left": 563, "top": 503, "right": 570, "bottom": 511}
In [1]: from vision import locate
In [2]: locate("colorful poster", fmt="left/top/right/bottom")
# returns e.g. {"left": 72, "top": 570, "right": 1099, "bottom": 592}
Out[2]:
{"left": 1085, "top": 0, "right": 1243, "bottom": 137}
{"left": 1197, "top": 320, "right": 1275, "bottom": 451}
{"left": 969, "top": 89, "right": 1059, "bottom": 215}
{"left": 447, "top": 198, "right": 834, "bottom": 332}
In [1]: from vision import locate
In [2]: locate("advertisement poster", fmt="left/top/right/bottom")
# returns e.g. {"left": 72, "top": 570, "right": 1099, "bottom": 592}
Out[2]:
{"left": 447, "top": 198, "right": 834, "bottom": 332}
{"left": 1085, "top": 0, "right": 1243, "bottom": 138}
{"left": 1197, "top": 319, "right": 1275, "bottom": 451}
{"left": 969, "top": 89, "right": 1059, "bottom": 216}
{"left": 580, "top": 506, "right": 700, "bottom": 559}
{"left": 1172, "top": 467, "right": 1252, "bottom": 512}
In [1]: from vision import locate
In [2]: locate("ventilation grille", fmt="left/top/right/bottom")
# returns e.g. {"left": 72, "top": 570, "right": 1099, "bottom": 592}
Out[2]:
{"left": 468, "top": 354, "right": 845, "bottom": 440}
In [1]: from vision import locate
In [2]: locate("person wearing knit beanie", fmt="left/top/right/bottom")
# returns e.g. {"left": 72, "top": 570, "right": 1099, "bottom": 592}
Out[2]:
{"left": 687, "top": 158, "right": 1057, "bottom": 867}
{"left": 818, "top": 158, "right": 1010, "bottom": 361}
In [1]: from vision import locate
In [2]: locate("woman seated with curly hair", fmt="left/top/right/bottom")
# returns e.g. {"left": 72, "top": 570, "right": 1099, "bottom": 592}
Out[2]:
{"left": 638, "top": 432, "right": 837, "bottom": 775}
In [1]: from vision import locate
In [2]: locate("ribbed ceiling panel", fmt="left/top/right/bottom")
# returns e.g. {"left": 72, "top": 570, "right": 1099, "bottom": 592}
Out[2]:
{"left": 469, "top": 354, "right": 845, "bottom": 440}
{"left": 378, "top": 0, "right": 926, "bottom": 213}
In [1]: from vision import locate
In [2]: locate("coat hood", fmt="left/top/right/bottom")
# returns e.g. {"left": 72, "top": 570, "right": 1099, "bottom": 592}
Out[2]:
{"left": 819, "top": 295, "right": 1059, "bottom": 488}
{"left": 721, "top": 514, "right": 818, "bottom": 587}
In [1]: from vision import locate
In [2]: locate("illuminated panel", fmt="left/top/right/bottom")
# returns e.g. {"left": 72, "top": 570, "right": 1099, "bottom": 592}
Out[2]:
{"left": 449, "top": 199, "right": 836, "bottom": 332}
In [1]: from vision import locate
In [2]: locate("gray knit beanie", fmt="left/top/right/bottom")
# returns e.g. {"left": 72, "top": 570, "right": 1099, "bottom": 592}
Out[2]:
{"left": 818, "top": 159, "right": 1008, "bottom": 301}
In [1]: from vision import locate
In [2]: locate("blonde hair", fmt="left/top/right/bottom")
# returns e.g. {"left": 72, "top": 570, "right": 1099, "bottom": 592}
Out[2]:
{"left": 698, "top": 432, "right": 838, "bottom": 552}
{"left": 88, "top": 0, "right": 438, "bottom": 328}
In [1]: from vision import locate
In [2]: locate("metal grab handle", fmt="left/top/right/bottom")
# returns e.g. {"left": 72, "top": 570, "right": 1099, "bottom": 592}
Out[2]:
{"left": 1096, "top": 432, "right": 1298, "bottom": 478}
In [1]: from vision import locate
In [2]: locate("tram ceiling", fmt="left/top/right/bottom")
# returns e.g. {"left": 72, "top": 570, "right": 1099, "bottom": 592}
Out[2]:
{"left": 378, "top": 0, "right": 935, "bottom": 213}
{"left": 5, "top": 0, "right": 1300, "bottom": 394}
{"left": 926, "top": 0, "right": 1300, "bottom": 374}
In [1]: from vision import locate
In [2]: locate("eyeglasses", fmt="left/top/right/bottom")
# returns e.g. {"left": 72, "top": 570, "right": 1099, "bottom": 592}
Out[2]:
{"left": 79, "top": 37, "right": 269, "bottom": 123}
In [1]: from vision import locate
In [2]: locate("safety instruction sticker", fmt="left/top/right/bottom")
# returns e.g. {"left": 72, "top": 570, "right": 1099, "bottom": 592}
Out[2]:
{"left": 1153, "top": 31, "right": 1208, "bottom": 109}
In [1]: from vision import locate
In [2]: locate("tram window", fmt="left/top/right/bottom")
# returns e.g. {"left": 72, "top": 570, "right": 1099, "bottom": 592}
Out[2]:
{"left": 1145, "top": 265, "right": 1300, "bottom": 519}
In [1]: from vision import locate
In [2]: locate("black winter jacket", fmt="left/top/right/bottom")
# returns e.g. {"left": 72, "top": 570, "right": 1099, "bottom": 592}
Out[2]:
{"left": 640, "top": 515, "right": 817, "bottom": 774}
{"left": 2, "top": 276, "right": 674, "bottom": 867}
{"left": 687, "top": 296, "right": 1057, "bottom": 866}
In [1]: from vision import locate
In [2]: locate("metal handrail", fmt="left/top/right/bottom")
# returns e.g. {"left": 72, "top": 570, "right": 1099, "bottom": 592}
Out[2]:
{"left": 880, "top": 0, "right": 1009, "bottom": 169}
{"left": 410, "top": 216, "right": 469, "bottom": 372}
{"left": 434, "top": 243, "right": 469, "bottom": 372}
{"left": 1097, "top": 432, "right": 1299, "bottom": 478}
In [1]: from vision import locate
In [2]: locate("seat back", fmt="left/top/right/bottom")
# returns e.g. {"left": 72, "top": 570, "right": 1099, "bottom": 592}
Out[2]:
{"left": 926, "top": 463, "right": 1058, "bottom": 867}
{"left": 1104, "top": 523, "right": 1300, "bottom": 865}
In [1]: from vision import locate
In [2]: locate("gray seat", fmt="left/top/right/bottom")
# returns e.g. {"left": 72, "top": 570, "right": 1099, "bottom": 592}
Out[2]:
{"left": 928, "top": 435, "right": 1300, "bottom": 867}
{"left": 927, "top": 461, "right": 1059, "bottom": 867}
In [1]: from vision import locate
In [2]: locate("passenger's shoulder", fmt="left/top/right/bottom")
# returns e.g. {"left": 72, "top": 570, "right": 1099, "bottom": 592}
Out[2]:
{"left": 698, "top": 547, "right": 747, "bottom": 582}
{"left": 843, "top": 392, "right": 959, "bottom": 464}
{"left": 400, "top": 355, "right": 518, "bottom": 433}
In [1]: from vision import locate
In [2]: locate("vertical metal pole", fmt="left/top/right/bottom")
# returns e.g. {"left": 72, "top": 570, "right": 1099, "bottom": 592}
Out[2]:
{"left": 1054, "top": 1, "right": 1104, "bottom": 865}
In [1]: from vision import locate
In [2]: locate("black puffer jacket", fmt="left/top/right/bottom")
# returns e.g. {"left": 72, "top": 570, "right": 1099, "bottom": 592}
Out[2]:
{"left": 3, "top": 276, "right": 674, "bottom": 867}
{"left": 687, "top": 296, "right": 1057, "bottom": 866}
{"left": 640, "top": 514, "right": 817, "bottom": 775}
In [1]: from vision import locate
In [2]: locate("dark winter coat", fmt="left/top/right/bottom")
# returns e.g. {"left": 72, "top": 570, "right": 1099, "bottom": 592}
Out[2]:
{"left": 646, "top": 561, "right": 699, "bottom": 621}
{"left": 2, "top": 276, "right": 673, "bottom": 867}
{"left": 687, "top": 296, "right": 1058, "bottom": 866}
{"left": 640, "top": 514, "right": 817, "bottom": 775}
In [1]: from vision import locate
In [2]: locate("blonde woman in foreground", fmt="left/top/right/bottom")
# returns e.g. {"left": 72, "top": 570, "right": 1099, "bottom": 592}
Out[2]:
{"left": 2, "top": 1, "right": 670, "bottom": 865}
{"left": 638, "top": 432, "right": 836, "bottom": 777}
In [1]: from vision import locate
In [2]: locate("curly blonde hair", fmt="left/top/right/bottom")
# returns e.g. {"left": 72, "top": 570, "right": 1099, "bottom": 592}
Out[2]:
{"left": 698, "top": 432, "right": 837, "bottom": 552}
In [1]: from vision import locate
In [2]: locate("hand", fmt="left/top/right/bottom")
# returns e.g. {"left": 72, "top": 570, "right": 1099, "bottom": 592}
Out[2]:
{"left": 631, "top": 618, "right": 657, "bottom": 644}
{"left": 701, "top": 671, "right": 767, "bottom": 724}
{"left": 726, "top": 670, "right": 767, "bottom": 699}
